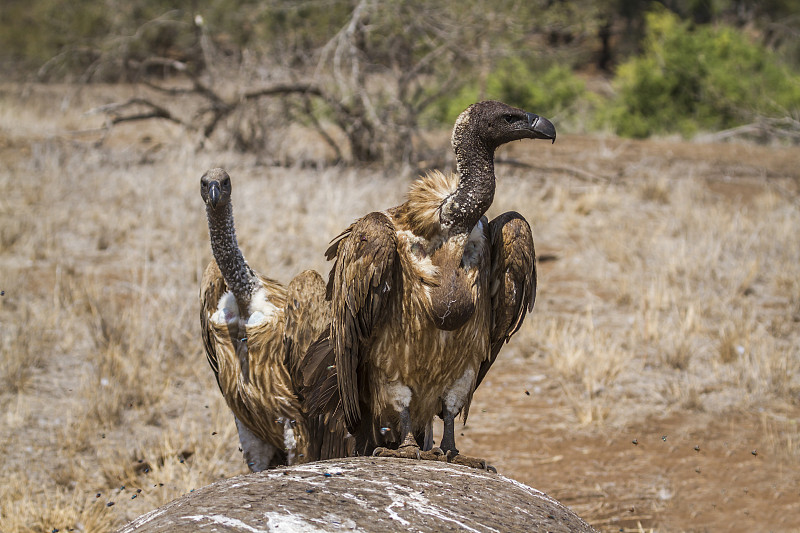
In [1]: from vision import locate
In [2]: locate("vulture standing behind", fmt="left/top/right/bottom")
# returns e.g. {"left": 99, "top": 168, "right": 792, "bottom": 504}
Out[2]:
{"left": 200, "top": 168, "right": 347, "bottom": 471}
{"left": 304, "top": 101, "right": 555, "bottom": 469}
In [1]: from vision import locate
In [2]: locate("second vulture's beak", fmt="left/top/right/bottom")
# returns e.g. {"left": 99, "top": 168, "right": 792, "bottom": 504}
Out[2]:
{"left": 526, "top": 113, "right": 557, "bottom": 143}
{"left": 208, "top": 180, "right": 221, "bottom": 208}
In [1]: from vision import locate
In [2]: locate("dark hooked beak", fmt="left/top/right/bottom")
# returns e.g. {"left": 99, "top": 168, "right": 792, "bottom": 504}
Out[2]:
{"left": 526, "top": 113, "right": 556, "bottom": 143}
{"left": 208, "top": 180, "right": 221, "bottom": 208}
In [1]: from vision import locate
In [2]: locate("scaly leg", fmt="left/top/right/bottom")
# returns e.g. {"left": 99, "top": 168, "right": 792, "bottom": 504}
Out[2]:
{"left": 438, "top": 404, "right": 459, "bottom": 456}
{"left": 439, "top": 404, "right": 497, "bottom": 473}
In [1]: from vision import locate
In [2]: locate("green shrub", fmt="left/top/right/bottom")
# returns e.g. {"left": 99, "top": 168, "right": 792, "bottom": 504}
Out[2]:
{"left": 490, "top": 59, "right": 587, "bottom": 117}
{"left": 430, "top": 58, "right": 586, "bottom": 127}
{"left": 603, "top": 6, "right": 800, "bottom": 138}
{"left": 0, "top": 1, "right": 110, "bottom": 69}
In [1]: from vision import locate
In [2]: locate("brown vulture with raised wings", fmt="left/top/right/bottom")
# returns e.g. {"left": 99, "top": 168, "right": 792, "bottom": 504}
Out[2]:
{"left": 200, "top": 168, "right": 349, "bottom": 471}
{"left": 303, "top": 101, "right": 555, "bottom": 469}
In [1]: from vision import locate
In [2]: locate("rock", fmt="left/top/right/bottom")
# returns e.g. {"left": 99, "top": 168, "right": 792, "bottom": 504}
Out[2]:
{"left": 118, "top": 457, "right": 595, "bottom": 532}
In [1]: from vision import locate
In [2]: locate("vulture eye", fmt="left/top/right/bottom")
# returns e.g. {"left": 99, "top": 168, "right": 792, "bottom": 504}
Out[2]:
{"left": 503, "top": 114, "right": 515, "bottom": 124}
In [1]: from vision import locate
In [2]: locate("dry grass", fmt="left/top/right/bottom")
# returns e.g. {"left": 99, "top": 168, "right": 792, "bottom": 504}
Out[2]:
{"left": 502, "top": 157, "right": 800, "bottom": 427}
{"left": 0, "top": 84, "right": 798, "bottom": 531}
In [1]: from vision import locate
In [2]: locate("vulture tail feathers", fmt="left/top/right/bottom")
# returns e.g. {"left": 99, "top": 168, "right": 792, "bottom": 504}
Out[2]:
{"left": 299, "top": 329, "right": 340, "bottom": 418}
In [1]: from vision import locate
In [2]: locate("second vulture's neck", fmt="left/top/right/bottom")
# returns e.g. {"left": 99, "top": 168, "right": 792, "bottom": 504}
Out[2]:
{"left": 441, "top": 131, "right": 495, "bottom": 235}
{"left": 206, "top": 202, "right": 259, "bottom": 314}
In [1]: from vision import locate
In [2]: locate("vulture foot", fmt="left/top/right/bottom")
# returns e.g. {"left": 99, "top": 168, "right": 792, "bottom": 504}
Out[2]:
{"left": 372, "top": 445, "right": 448, "bottom": 462}
{"left": 419, "top": 446, "right": 447, "bottom": 462}
{"left": 446, "top": 450, "right": 497, "bottom": 472}
{"left": 372, "top": 445, "right": 421, "bottom": 460}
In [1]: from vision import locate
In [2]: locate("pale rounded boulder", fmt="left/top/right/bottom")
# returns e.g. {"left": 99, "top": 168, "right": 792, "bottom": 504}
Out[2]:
{"left": 119, "top": 457, "right": 595, "bottom": 532}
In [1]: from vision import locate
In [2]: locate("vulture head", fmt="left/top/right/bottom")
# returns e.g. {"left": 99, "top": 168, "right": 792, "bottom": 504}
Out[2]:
{"left": 201, "top": 168, "right": 233, "bottom": 210}
{"left": 452, "top": 100, "right": 556, "bottom": 154}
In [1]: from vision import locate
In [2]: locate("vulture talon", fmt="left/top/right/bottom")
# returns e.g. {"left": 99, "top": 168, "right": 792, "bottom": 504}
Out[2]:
{"left": 446, "top": 452, "right": 495, "bottom": 472}
{"left": 419, "top": 447, "right": 448, "bottom": 462}
{"left": 399, "top": 446, "right": 422, "bottom": 460}
{"left": 372, "top": 447, "right": 390, "bottom": 457}
{"left": 372, "top": 445, "right": 423, "bottom": 461}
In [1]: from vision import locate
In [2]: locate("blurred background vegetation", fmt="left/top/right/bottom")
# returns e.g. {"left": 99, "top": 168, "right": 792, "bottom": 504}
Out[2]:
{"left": 1, "top": 0, "right": 798, "bottom": 160}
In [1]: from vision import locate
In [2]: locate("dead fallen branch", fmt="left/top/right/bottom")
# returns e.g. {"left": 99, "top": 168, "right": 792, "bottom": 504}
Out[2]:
{"left": 87, "top": 98, "right": 189, "bottom": 128}
{"left": 87, "top": 75, "right": 334, "bottom": 148}
{"left": 698, "top": 116, "right": 800, "bottom": 144}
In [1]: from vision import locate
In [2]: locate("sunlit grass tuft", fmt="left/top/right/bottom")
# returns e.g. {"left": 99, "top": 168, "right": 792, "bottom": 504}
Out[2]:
{"left": 0, "top": 473, "right": 117, "bottom": 533}
{"left": 540, "top": 308, "right": 630, "bottom": 424}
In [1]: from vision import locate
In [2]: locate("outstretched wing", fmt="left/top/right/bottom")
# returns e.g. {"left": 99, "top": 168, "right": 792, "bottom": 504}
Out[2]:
{"left": 200, "top": 261, "right": 229, "bottom": 391}
{"left": 476, "top": 211, "right": 537, "bottom": 389}
{"left": 326, "top": 212, "right": 399, "bottom": 433}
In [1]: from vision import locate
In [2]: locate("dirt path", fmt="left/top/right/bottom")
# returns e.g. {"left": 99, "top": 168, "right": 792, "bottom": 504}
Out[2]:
{"left": 460, "top": 353, "right": 800, "bottom": 532}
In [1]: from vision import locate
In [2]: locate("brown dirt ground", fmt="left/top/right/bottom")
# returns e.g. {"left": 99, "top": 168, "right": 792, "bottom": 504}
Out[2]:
{"left": 459, "top": 356, "right": 800, "bottom": 532}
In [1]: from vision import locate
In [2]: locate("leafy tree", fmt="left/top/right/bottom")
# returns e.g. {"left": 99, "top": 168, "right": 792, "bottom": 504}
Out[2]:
{"left": 431, "top": 59, "right": 586, "bottom": 128}
{"left": 603, "top": 6, "right": 800, "bottom": 137}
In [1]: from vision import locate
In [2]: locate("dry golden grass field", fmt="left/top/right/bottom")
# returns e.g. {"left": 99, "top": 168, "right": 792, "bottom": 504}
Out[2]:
{"left": 1, "top": 84, "right": 799, "bottom": 532}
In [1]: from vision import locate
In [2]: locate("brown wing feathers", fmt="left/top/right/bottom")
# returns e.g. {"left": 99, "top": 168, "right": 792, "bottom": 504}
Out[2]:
{"left": 300, "top": 328, "right": 339, "bottom": 418}
{"left": 477, "top": 211, "right": 537, "bottom": 389}
{"left": 200, "top": 261, "right": 227, "bottom": 388}
{"left": 284, "top": 270, "right": 330, "bottom": 387}
{"left": 329, "top": 212, "right": 399, "bottom": 432}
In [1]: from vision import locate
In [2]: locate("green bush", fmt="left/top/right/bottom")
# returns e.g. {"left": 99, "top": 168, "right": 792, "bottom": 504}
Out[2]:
{"left": 431, "top": 58, "right": 586, "bottom": 127}
{"left": 0, "top": 1, "right": 110, "bottom": 69}
{"left": 603, "top": 6, "right": 800, "bottom": 138}
{"left": 490, "top": 59, "right": 587, "bottom": 117}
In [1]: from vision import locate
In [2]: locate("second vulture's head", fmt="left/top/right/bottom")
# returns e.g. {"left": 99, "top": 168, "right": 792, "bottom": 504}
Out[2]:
{"left": 201, "top": 168, "right": 232, "bottom": 210}
{"left": 452, "top": 100, "right": 556, "bottom": 153}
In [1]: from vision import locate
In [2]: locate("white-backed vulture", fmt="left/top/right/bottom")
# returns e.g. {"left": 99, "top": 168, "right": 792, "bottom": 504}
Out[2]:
{"left": 200, "top": 168, "right": 349, "bottom": 471}
{"left": 303, "top": 101, "right": 555, "bottom": 469}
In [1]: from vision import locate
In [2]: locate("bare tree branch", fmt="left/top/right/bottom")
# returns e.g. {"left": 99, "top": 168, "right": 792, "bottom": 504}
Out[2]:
{"left": 87, "top": 98, "right": 190, "bottom": 128}
{"left": 243, "top": 83, "right": 324, "bottom": 100}
{"left": 297, "top": 93, "right": 344, "bottom": 163}
{"left": 81, "top": 3, "right": 534, "bottom": 165}
{"left": 698, "top": 116, "right": 800, "bottom": 143}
